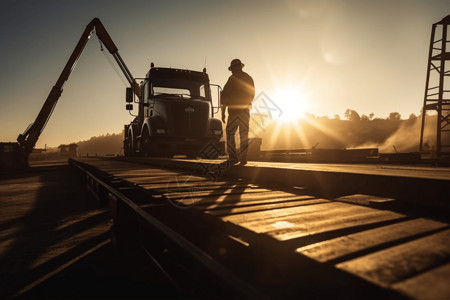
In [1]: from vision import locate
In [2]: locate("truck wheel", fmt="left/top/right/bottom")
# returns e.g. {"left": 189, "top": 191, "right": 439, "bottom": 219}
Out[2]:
{"left": 141, "top": 132, "right": 153, "bottom": 157}
{"left": 124, "top": 136, "right": 136, "bottom": 157}
{"left": 123, "top": 141, "right": 129, "bottom": 157}
{"left": 124, "top": 138, "right": 131, "bottom": 156}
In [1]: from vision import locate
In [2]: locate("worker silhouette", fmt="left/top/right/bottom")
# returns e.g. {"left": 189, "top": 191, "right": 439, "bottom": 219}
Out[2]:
{"left": 221, "top": 59, "right": 255, "bottom": 165}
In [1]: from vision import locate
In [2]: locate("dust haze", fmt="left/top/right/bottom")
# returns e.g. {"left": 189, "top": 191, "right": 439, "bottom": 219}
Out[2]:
{"left": 254, "top": 112, "right": 434, "bottom": 153}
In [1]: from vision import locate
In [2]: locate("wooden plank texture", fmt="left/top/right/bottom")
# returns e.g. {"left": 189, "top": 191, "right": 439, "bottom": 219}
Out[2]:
{"left": 296, "top": 218, "right": 448, "bottom": 262}
{"left": 223, "top": 202, "right": 405, "bottom": 241}
{"left": 336, "top": 229, "right": 450, "bottom": 287}
{"left": 205, "top": 198, "right": 327, "bottom": 216}
{"left": 392, "top": 262, "right": 450, "bottom": 300}
{"left": 72, "top": 158, "right": 450, "bottom": 298}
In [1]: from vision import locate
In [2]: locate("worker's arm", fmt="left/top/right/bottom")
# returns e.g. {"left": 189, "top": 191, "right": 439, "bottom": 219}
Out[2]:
{"left": 249, "top": 77, "right": 255, "bottom": 101}
{"left": 220, "top": 88, "right": 228, "bottom": 123}
{"left": 221, "top": 104, "right": 226, "bottom": 123}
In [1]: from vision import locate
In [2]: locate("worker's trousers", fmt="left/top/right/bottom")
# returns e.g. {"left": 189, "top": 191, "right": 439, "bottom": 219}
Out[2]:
{"left": 226, "top": 108, "right": 250, "bottom": 162}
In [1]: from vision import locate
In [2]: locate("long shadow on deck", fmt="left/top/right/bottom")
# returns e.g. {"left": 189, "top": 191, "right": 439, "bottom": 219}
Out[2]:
{"left": 0, "top": 163, "right": 109, "bottom": 298}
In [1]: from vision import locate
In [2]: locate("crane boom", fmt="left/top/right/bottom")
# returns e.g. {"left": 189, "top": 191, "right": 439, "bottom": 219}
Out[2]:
{"left": 17, "top": 18, "right": 140, "bottom": 156}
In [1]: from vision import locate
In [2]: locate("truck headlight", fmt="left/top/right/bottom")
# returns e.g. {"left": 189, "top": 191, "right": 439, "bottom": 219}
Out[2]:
{"left": 156, "top": 129, "right": 166, "bottom": 134}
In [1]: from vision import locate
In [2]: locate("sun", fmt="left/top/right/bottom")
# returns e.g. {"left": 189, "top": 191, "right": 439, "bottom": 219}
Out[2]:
{"left": 272, "top": 87, "right": 308, "bottom": 123}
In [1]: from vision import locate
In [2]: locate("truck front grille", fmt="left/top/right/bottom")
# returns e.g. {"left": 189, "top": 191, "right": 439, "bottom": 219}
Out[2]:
{"left": 172, "top": 102, "right": 209, "bottom": 137}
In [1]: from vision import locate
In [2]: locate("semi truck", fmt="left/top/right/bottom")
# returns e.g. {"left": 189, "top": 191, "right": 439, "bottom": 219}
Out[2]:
{"left": 123, "top": 65, "right": 224, "bottom": 158}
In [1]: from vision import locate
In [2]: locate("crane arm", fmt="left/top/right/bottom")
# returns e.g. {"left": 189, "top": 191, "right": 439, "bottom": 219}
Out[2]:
{"left": 93, "top": 19, "right": 141, "bottom": 97}
{"left": 17, "top": 18, "right": 140, "bottom": 155}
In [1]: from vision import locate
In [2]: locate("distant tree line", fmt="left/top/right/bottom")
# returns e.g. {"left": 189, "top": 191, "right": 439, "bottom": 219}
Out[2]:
{"left": 76, "top": 131, "right": 124, "bottom": 156}
{"left": 343, "top": 109, "right": 418, "bottom": 122}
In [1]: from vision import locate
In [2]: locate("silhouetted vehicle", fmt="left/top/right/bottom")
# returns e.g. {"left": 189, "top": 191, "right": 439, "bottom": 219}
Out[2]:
{"left": 123, "top": 65, "right": 224, "bottom": 158}
{"left": 1, "top": 18, "right": 141, "bottom": 169}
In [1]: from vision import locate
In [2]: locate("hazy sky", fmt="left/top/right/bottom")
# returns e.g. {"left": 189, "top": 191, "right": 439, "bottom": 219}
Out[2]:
{"left": 0, "top": 0, "right": 449, "bottom": 148}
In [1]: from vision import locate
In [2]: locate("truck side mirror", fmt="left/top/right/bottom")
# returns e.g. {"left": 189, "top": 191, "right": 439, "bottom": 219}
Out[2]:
{"left": 126, "top": 104, "right": 133, "bottom": 110}
{"left": 126, "top": 87, "right": 133, "bottom": 103}
{"left": 210, "top": 84, "right": 222, "bottom": 116}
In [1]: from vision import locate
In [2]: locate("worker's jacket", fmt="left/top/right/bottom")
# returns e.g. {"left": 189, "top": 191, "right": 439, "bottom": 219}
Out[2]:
{"left": 221, "top": 71, "right": 255, "bottom": 109}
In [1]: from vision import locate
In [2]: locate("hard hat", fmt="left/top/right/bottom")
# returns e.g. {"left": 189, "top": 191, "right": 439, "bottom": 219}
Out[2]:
{"left": 228, "top": 59, "right": 244, "bottom": 71}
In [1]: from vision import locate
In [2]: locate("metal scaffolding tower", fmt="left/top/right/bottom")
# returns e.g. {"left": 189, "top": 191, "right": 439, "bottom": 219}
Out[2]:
{"left": 420, "top": 15, "right": 450, "bottom": 157}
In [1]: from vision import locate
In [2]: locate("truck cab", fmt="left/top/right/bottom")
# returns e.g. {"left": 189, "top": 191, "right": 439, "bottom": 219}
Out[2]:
{"left": 124, "top": 66, "right": 224, "bottom": 158}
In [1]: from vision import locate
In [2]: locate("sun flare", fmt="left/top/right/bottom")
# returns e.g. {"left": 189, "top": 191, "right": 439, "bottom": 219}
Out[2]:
{"left": 272, "top": 87, "right": 308, "bottom": 123}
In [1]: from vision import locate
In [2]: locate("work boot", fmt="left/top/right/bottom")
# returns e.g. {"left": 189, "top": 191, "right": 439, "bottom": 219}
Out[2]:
{"left": 238, "top": 160, "right": 247, "bottom": 166}
{"left": 227, "top": 156, "right": 239, "bottom": 165}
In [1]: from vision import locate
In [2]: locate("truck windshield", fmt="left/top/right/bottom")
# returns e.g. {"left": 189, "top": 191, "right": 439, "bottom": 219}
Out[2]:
{"left": 151, "top": 78, "right": 208, "bottom": 99}
{"left": 153, "top": 87, "right": 192, "bottom": 98}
